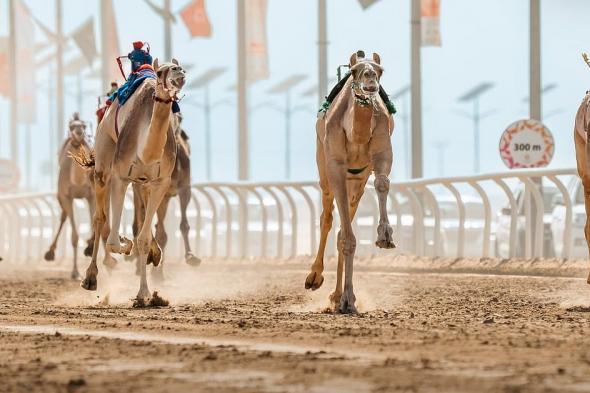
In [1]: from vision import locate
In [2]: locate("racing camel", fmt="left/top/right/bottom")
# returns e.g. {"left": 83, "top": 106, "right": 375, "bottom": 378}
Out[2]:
{"left": 305, "top": 51, "right": 395, "bottom": 313}
{"left": 75, "top": 58, "right": 187, "bottom": 304}
{"left": 575, "top": 53, "right": 590, "bottom": 283}
{"left": 132, "top": 113, "right": 201, "bottom": 282}
{"left": 44, "top": 116, "right": 116, "bottom": 279}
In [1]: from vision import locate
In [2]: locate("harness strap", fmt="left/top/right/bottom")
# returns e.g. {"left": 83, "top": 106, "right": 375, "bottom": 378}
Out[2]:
{"left": 114, "top": 104, "right": 121, "bottom": 138}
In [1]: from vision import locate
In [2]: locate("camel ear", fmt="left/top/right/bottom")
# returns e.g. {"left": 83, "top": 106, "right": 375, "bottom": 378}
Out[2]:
{"left": 372, "top": 53, "right": 381, "bottom": 65}
{"left": 349, "top": 52, "right": 358, "bottom": 67}
{"left": 153, "top": 58, "right": 160, "bottom": 73}
{"left": 172, "top": 58, "right": 179, "bottom": 66}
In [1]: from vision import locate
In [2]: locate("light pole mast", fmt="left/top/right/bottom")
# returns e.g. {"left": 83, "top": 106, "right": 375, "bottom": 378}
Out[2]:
{"left": 164, "top": 0, "right": 172, "bottom": 60}
{"left": 56, "top": 0, "right": 65, "bottom": 145}
{"left": 410, "top": 0, "right": 423, "bottom": 179}
{"left": 8, "top": 0, "right": 18, "bottom": 164}
{"left": 530, "top": 0, "right": 541, "bottom": 121}
{"left": 237, "top": 0, "right": 249, "bottom": 180}
{"left": 317, "top": 0, "right": 328, "bottom": 108}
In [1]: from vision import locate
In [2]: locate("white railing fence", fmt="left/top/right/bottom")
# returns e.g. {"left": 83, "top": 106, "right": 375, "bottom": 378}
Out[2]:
{"left": 0, "top": 168, "right": 583, "bottom": 264}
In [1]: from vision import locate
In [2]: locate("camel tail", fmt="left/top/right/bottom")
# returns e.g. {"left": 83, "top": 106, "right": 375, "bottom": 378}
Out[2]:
{"left": 69, "top": 149, "right": 96, "bottom": 169}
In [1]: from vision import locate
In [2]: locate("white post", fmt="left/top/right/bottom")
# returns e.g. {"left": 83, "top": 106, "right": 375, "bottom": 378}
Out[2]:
{"left": 8, "top": 0, "right": 18, "bottom": 164}
{"left": 56, "top": 0, "right": 65, "bottom": 150}
{"left": 410, "top": 0, "right": 423, "bottom": 179}
{"left": 164, "top": 0, "right": 172, "bottom": 60}
{"left": 317, "top": 0, "right": 328, "bottom": 107}
{"left": 530, "top": 0, "right": 541, "bottom": 121}
{"left": 237, "top": 0, "right": 249, "bottom": 180}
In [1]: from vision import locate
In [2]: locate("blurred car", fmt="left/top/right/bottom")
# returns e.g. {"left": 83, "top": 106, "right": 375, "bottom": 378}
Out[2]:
{"left": 551, "top": 176, "right": 587, "bottom": 258}
{"left": 495, "top": 182, "right": 557, "bottom": 258}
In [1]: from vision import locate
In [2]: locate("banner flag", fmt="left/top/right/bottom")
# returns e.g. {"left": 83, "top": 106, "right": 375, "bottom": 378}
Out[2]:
{"left": 15, "top": 0, "right": 36, "bottom": 123}
{"left": 421, "top": 0, "right": 441, "bottom": 47}
{"left": 358, "top": 0, "right": 381, "bottom": 10}
{"left": 71, "top": 18, "right": 97, "bottom": 66}
{"left": 181, "top": 0, "right": 212, "bottom": 37}
{"left": 245, "top": 0, "right": 269, "bottom": 82}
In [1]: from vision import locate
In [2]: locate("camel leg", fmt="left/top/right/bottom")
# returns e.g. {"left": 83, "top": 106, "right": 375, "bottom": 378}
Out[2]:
{"left": 325, "top": 138, "right": 357, "bottom": 313}
{"left": 62, "top": 198, "right": 81, "bottom": 280}
{"left": 306, "top": 138, "right": 333, "bottom": 291}
{"left": 44, "top": 206, "right": 67, "bottom": 262}
{"left": 179, "top": 186, "right": 201, "bottom": 266}
{"left": 131, "top": 184, "right": 144, "bottom": 273}
{"left": 372, "top": 150, "right": 395, "bottom": 249}
{"left": 100, "top": 196, "right": 117, "bottom": 270}
{"left": 330, "top": 177, "right": 368, "bottom": 309}
{"left": 136, "top": 181, "right": 170, "bottom": 302}
{"left": 152, "top": 194, "right": 171, "bottom": 282}
{"left": 81, "top": 178, "right": 108, "bottom": 291}
{"left": 582, "top": 179, "right": 590, "bottom": 284}
{"left": 84, "top": 194, "right": 95, "bottom": 257}
{"left": 106, "top": 176, "right": 132, "bottom": 255}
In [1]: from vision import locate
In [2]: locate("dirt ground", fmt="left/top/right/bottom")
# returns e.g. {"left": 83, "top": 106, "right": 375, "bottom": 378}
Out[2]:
{"left": 3, "top": 256, "right": 590, "bottom": 392}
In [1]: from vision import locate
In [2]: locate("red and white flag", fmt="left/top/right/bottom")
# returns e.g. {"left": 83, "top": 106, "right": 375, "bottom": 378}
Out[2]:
{"left": 421, "top": 0, "right": 441, "bottom": 47}
{"left": 15, "top": 0, "right": 36, "bottom": 124}
{"left": 246, "top": 0, "right": 269, "bottom": 82}
{"left": 180, "top": 0, "right": 212, "bottom": 37}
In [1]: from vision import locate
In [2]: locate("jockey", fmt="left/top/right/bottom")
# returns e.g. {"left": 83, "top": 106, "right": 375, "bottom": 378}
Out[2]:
{"left": 318, "top": 50, "right": 397, "bottom": 117}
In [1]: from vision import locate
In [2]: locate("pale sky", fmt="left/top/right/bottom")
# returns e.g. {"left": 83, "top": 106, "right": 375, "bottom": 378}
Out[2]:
{"left": 1, "top": 0, "right": 590, "bottom": 191}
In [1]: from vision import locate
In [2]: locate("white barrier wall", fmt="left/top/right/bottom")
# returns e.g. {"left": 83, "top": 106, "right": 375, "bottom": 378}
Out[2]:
{"left": 0, "top": 168, "right": 583, "bottom": 263}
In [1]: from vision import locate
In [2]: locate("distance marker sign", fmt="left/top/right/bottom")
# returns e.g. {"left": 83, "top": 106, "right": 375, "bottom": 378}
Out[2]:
{"left": 499, "top": 119, "right": 554, "bottom": 169}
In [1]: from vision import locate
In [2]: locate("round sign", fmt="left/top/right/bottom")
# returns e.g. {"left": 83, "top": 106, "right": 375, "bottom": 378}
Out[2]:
{"left": 0, "top": 159, "right": 20, "bottom": 193}
{"left": 499, "top": 119, "right": 554, "bottom": 169}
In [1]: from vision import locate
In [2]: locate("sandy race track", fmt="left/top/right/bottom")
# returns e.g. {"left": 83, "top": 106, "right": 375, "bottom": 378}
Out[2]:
{"left": 2, "top": 256, "right": 590, "bottom": 392}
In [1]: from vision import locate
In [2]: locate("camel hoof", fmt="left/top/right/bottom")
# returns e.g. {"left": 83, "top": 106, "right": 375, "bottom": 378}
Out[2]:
{"left": 71, "top": 270, "right": 81, "bottom": 280}
{"left": 339, "top": 291, "right": 357, "bottom": 314}
{"left": 147, "top": 244, "right": 162, "bottom": 267}
{"left": 44, "top": 249, "right": 55, "bottom": 262}
{"left": 305, "top": 271, "right": 324, "bottom": 290}
{"left": 81, "top": 276, "right": 97, "bottom": 291}
{"left": 185, "top": 253, "right": 201, "bottom": 267}
{"left": 120, "top": 236, "right": 134, "bottom": 255}
{"left": 376, "top": 224, "right": 396, "bottom": 249}
{"left": 329, "top": 291, "right": 342, "bottom": 311}
{"left": 83, "top": 243, "right": 93, "bottom": 257}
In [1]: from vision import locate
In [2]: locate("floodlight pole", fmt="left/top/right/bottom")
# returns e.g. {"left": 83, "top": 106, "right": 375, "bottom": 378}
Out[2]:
{"left": 237, "top": 0, "right": 249, "bottom": 180}
{"left": 164, "top": 0, "right": 172, "bottom": 60}
{"left": 204, "top": 84, "right": 212, "bottom": 180}
{"left": 285, "top": 91, "right": 292, "bottom": 179}
{"left": 318, "top": 0, "right": 328, "bottom": 107}
{"left": 530, "top": 0, "right": 541, "bottom": 121}
{"left": 56, "top": 0, "right": 65, "bottom": 145}
{"left": 410, "top": 0, "right": 423, "bottom": 179}
{"left": 8, "top": 0, "right": 17, "bottom": 164}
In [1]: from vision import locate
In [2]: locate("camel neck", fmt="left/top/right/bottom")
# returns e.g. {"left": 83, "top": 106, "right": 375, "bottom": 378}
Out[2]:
{"left": 139, "top": 96, "right": 172, "bottom": 164}
{"left": 350, "top": 98, "right": 373, "bottom": 145}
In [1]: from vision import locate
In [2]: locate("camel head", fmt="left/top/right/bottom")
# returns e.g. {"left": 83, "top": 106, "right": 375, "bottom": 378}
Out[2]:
{"left": 68, "top": 119, "right": 88, "bottom": 146}
{"left": 349, "top": 51, "right": 383, "bottom": 97}
{"left": 153, "top": 58, "right": 186, "bottom": 98}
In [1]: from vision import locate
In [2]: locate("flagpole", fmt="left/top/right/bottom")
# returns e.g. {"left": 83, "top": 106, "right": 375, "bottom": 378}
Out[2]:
{"left": 8, "top": 0, "right": 18, "bottom": 166}
{"left": 237, "top": 0, "right": 249, "bottom": 180}
{"left": 56, "top": 0, "right": 65, "bottom": 150}
{"left": 410, "top": 0, "right": 423, "bottom": 179}
{"left": 164, "top": 0, "right": 172, "bottom": 59}
{"left": 100, "top": 0, "right": 109, "bottom": 93}
{"left": 317, "top": 0, "right": 328, "bottom": 108}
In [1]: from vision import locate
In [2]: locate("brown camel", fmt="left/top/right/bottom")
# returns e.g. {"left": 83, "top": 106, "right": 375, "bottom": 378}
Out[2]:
{"left": 44, "top": 116, "right": 116, "bottom": 279}
{"left": 132, "top": 113, "right": 201, "bottom": 281}
{"left": 76, "top": 58, "right": 187, "bottom": 303}
{"left": 575, "top": 90, "right": 590, "bottom": 283}
{"left": 305, "top": 51, "right": 395, "bottom": 313}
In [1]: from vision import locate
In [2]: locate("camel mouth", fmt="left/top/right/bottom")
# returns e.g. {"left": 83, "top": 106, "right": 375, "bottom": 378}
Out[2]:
{"left": 362, "top": 85, "right": 379, "bottom": 94}
{"left": 172, "top": 78, "right": 185, "bottom": 90}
